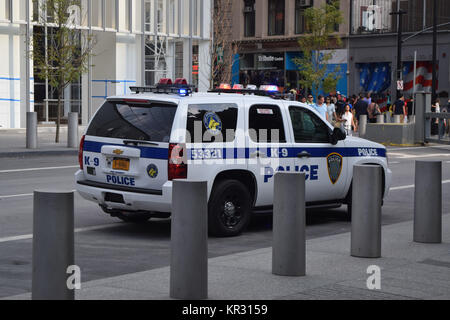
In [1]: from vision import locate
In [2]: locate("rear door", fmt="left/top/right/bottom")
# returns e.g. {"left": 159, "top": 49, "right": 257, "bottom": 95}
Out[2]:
{"left": 245, "top": 102, "right": 294, "bottom": 207}
{"left": 82, "top": 99, "right": 177, "bottom": 193}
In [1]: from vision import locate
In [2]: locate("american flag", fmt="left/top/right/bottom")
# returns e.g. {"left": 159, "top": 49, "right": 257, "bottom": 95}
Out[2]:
{"left": 403, "top": 61, "right": 438, "bottom": 94}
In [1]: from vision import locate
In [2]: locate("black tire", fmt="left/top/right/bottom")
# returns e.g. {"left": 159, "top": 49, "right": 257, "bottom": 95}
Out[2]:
{"left": 345, "top": 188, "right": 352, "bottom": 222}
{"left": 114, "top": 212, "right": 151, "bottom": 223}
{"left": 208, "top": 179, "right": 252, "bottom": 237}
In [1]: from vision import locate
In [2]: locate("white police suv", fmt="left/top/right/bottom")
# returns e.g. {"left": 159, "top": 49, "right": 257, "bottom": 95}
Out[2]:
{"left": 75, "top": 80, "right": 392, "bottom": 237}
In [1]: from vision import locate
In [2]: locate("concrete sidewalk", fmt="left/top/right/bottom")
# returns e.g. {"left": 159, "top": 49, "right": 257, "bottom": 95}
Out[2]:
{"left": 0, "top": 126, "right": 85, "bottom": 158}
{"left": 6, "top": 214, "right": 450, "bottom": 300}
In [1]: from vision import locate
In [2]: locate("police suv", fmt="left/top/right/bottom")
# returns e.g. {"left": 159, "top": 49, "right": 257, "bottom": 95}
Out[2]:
{"left": 75, "top": 80, "right": 392, "bottom": 237}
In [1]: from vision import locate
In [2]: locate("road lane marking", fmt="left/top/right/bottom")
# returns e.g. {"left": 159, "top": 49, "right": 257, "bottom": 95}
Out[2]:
{"left": 388, "top": 153, "right": 450, "bottom": 159}
{"left": 0, "top": 165, "right": 79, "bottom": 174}
{"left": 0, "top": 193, "right": 33, "bottom": 199}
{"left": 0, "top": 223, "right": 121, "bottom": 244}
{"left": 388, "top": 146, "right": 450, "bottom": 151}
{"left": 390, "top": 179, "right": 450, "bottom": 191}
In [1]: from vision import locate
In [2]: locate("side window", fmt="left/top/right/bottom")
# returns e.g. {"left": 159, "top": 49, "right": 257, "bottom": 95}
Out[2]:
{"left": 186, "top": 103, "right": 238, "bottom": 143}
{"left": 249, "top": 105, "right": 286, "bottom": 143}
{"left": 289, "top": 106, "right": 330, "bottom": 143}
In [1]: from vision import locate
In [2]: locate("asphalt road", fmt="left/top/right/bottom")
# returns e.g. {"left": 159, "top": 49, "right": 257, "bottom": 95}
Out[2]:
{"left": 0, "top": 145, "right": 450, "bottom": 298}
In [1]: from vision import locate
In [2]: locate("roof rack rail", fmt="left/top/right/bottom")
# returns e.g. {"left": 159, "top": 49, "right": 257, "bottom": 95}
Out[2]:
{"left": 130, "top": 84, "right": 195, "bottom": 95}
{"left": 208, "top": 88, "right": 295, "bottom": 100}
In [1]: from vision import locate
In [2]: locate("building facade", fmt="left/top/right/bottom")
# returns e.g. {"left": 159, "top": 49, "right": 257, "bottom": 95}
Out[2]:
{"left": 0, "top": 0, "right": 212, "bottom": 129}
{"left": 229, "top": 0, "right": 450, "bottom": 106}
{"left": 230, "top": 0, "right": 351, "bottom": 96}
{"left": 349, "top": 0, "right": 450, "bottom": 104}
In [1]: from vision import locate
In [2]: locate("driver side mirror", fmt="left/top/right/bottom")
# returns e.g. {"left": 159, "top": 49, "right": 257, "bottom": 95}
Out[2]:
{"left": 330, "top": 127, "right": 346, "bottom": 145}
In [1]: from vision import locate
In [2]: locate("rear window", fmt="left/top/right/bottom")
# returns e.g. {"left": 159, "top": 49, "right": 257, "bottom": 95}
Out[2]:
{"left": 86, "top": 101, "right": 177, "bottom": 142}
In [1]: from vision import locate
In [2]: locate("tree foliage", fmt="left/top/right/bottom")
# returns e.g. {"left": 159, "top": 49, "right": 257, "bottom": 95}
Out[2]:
{"left": 293, "top": 0, "right": 343, "bottom": 96}
{"left": 31, "top": 0, "right": 95, "bottom": 142}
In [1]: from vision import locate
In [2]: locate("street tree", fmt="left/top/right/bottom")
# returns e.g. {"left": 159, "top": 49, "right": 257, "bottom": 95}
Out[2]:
{"left": 209, "top": 0, "right": 239, "bottom": 88}
{"left": 31, "top": 0, "right": 95, "bottom": 143}
{"left": 293, "top": 0, "right": 343, "bottom": 96}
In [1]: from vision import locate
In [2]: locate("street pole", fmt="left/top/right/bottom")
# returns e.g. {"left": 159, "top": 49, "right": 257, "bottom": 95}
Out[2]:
{"left": 390, "top": 7, "right": 406, "bottom": 101}
{"left": 432, "top": 0, "right": 438, "bottom": 102}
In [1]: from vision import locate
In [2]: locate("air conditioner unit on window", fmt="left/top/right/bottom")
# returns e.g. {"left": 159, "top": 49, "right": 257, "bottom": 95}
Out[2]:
{"left": 298, "top": 0, "right": 311, "bottom": 7}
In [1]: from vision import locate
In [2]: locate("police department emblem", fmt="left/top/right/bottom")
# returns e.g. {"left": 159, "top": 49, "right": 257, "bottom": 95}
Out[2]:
{"left": 147, "top": 164, "right": 158, "bottom": 178}
{"left": 327, "top": 153, "right": 343, "bottom": 184}
{"left": 203, "top": 112, "right": 222, "bottom": 136}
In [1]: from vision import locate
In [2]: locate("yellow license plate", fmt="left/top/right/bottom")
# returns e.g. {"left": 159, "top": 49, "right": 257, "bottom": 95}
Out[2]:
{"left": 112, "top": 158, "right": 130, "bottom": 171}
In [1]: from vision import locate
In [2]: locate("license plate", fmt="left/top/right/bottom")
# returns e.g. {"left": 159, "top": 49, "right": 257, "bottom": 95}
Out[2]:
{"left": 112, "top": 158, "right": 130, "bottom": 171}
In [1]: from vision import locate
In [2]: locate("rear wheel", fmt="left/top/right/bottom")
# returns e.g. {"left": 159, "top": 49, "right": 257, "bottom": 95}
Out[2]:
{"left": 208, "top": 180, "right": 252, "bottom": 237}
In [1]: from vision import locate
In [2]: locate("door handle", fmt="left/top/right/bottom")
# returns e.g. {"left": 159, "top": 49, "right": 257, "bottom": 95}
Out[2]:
{"left": 250, "top": 151, "right": 267, "bottom": 158}
{"left": 297, "top": 151, "right": 311, "bottom": 158}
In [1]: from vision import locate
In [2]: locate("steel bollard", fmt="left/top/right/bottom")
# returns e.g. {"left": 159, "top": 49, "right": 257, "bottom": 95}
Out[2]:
{"left": 414, "top": 161, "right": 442, "bottom": 243}
{"left": 394, "top": 115, "right": 401, "bottom": 123}
{"left": 376, "top": 115, "right": 384, "bottom": 124}
{"left": 272, "top": 172, "right": 306, "bottom": 276}
{"left": 26, "top": 112, "right": 38, "bottom": 149}
{"left": 359, "top": 115, "right": 367, "bottom": 138}
{"left": 351, "top": 165, "right": 382, "bottom": 258}
{"left": 67, "top": 112, "right": 79, "bottom": 148}
{"left": 170, "top": 180, "right": 208, "bottom": 300}
{"left": 32, "top": 190, "right": 75, "bottom": 300}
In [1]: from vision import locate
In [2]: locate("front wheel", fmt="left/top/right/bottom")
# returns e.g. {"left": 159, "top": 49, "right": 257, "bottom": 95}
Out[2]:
{"left": 208, "top": 180, "right": 252, "bottom": 237}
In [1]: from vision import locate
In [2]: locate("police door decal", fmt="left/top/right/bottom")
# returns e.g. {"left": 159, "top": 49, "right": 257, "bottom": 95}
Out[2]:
{"left": 327, "top": 153, "right": 343, "bottom": 184}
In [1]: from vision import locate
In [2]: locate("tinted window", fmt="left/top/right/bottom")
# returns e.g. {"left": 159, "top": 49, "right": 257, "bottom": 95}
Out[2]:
{"left": 86, "top": 101, "right": 177, "bottom": 142}
{"left": 249, "top": 105, "right": 286, "bottom": 143}
{"left": 289, "top": 106, "right": 330, "bottom": 143}
{"left": 186, "top": 104, "right": 238, "bottom": 143}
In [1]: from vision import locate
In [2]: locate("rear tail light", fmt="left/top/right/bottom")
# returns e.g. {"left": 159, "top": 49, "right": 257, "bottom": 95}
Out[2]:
{"left": 79, "top": 135, "right": 85, "bottom": 170}
{"left": 168, "top": 143, "right": 187, "bottom": 180}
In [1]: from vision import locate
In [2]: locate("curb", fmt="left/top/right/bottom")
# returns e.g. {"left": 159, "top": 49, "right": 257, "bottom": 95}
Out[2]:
{"left": 0, "top": 149, "right": 78, "bottom": 158}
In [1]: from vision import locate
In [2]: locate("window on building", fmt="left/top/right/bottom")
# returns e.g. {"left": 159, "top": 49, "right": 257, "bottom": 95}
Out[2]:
{"left": 92, "top": 0, "right": 103, "bottom": 28}
{"left": 243, "top": 0, "right": 255, "bottom": 37}
{"left": 168, "top": 0, "right": 178, "bottom": 34}
{"left": 295, "top": 0, "right": 312, "bottom": 34}
{"left": 249, "top": 105, "right": 286, "bottom": 143}
{"left": 118, "top": 0, "right": 130, "bottom": 31}
{"left": 105, "top": 0, "right": 116, "bottom": 29}
{"left": 268, "top": 0, "right": 284, "bottom": 36}
{"left": 326, "top": 0, "right": 340, "bottom": 32}
{"left": 13, "top": 0, "right": 27, "bottom": 22}
{"left": 157, "top": 0, "right": 166, "bottom": 34}
{"left": 145, "top": 0, "right": 152, "bottom": 32}
{"left": 0, "top": 0, "right": 9, "bottom": 21}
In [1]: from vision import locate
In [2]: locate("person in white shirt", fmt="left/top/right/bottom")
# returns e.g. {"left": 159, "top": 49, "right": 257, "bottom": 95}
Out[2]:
{"left": 340, "top": 104, "right": 357, "bottom": 136}
{"left": 325, "top": 97, "right": 337, "bottom": 124}
{"left": 313, "top": 95, "right": 329, "bottom": 122}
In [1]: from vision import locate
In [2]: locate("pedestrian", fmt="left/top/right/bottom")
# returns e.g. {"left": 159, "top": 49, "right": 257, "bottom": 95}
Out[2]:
{"left": 363, "top": 92, "right": 372, "bottom": 105}
{"left": 300, "top": 96, "right": 307, "bottom": 103}
{"left": 335, "top": 94, "right": 345, "bottom": 117}
{"left": 367, "top": 102, "right": 381, "bottom": 123}
{"left": 326, "top": 96, "right": 337, "bottom": 125}
{"left": 393, "top": 94, "right": 406, "bottom": 123}
{"left": 307, "top": 94, "right": 315, "bottom": 106}
{"left": 313, "top": 95, "right": 329, "bottom": 122}
{"left": 354, "top": 93, "right": 369, "bottom": 125}
{"left": 340, "top": 104, "right": 357, "bottom": 136}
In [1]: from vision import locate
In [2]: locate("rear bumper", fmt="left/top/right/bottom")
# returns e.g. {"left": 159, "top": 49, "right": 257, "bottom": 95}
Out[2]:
{"left": 75, "top": 170, "right": 172, "bottom": 212}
